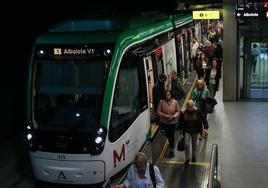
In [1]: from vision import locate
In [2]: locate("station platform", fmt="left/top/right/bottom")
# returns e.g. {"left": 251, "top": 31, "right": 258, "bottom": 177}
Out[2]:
{"left": 151, "top": 79, "right": 268, "bottom": 188}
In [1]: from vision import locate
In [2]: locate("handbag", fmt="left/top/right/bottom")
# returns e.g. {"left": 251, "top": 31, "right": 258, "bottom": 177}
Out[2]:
{"left": 177, "top": 137, "right": 185, "bottom": 151}
{"left": 204, "top": 96, "right": 217, "bottom": 113}
{"left": 205, "top": 102, "right": 214, "bottom": 113}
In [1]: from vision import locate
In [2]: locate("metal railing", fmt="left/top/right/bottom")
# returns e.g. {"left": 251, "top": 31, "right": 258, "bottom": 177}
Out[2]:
{"left": 207, "top": 144, "right": 221, "bottom": 188}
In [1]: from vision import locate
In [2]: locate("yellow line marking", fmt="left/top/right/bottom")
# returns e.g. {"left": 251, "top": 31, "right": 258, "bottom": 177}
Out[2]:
{"left": 181, "top": 76, "right": 198, "bottom": 109}
{"left": 151, "top": 122, "right": 158, "bottom": 137}
{"left": 162, "top": 159, "right": 210, "bottom": 166}
{"left": 159, "top": 140, "right": 169, "bottom": 159}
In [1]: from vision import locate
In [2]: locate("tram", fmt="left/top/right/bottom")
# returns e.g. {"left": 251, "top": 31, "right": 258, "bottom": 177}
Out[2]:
{"left": 25, "top": 12, "right": 201, "bottom": 185}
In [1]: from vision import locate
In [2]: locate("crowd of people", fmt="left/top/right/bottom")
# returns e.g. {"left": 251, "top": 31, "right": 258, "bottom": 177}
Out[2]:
{"left": 153, "top": 20, "right": 223, "bottom": 160}
{"left": 113, "top": 20, "right": 223, "bottom": 188}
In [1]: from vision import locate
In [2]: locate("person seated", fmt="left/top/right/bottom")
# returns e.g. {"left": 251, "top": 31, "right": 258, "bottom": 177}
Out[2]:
{"left": 112, "top": 152, "right": 166, "bottom": 188}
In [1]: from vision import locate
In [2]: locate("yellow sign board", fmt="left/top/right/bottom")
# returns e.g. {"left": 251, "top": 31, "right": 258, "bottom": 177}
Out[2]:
{"left": 192, "top": 11, "right": 220, "bottom": 20}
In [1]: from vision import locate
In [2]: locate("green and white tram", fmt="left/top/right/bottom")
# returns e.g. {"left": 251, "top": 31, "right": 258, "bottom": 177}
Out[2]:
{"left": 25, "top": 12, "right": 201, "bottom": 185}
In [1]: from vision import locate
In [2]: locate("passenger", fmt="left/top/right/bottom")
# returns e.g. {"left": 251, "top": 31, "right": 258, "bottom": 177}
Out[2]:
{"left": 112, "top": 152, "right": 166, "bottom": 188}
{"left": 204, "top": 41, "right": 215, "bottom": 61}
{"left": 192, "top": 79, "right": 210, "bottom": 114}
{"left": 208, "top": 28, "right": 217, "bottom": 43}
{"left": 153, "top": 74, "right": 167, "bottom": 118}
{"left": 251, "top": 53, "right": 258, "bottom": 74}
{"left": 191, "top": 37, "right": 199, "bottom": 60}
{"left": 167, "top": 70, "right": 185, "bottom": 104}
{"left": 215, "top": 20, "right": 223, "bottom": 38}
{"left": 153, "top": 74, "right": 167, "bottom": 133}
{"left": 195, "top": 53, "right": 209, "bottom": 79}
{"left": 192, "top": 80, "right": 210, "bottom": 140}
{"left": 179, "top": 100, "right": 209, "bottom": 165}
{"left": 201, "top": 36, "right": 210, "bottom": 48}
{"left": 215, "top": 41, "right": 223, "bottom": 60}
{"left": 157, "top": 90, "right": 180, "bottom": 158}
{"left": 205, "top": 59, "right": 221, "bottom": 97}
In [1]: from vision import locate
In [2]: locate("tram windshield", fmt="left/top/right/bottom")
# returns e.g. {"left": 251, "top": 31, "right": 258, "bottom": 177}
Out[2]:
{"left": 34, "top": 59, "right": 110, "bottom": 132}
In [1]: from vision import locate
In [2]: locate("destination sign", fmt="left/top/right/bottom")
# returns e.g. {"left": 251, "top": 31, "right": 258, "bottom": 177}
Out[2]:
{"left": 236, "top": 7, "right": 268, "bottom": 19}
{"left": 35, "top": 44, "right": 115, "bottom": 60}
{"left": 53, "top": 48, "right": 95, "bottom": 56}
{"left": 192, "top": 10, "right": 220, "bottom": 20}
{"left": 236, "top": 10, "right": 260, "bottom": 18}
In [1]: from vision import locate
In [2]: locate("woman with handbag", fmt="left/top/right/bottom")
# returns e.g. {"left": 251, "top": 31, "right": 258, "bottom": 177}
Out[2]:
{"left": 192, "top": 79, "right": 210, "bottom": 140}
{"left": 178, "top": 100, "right": 208, "bottom": 165}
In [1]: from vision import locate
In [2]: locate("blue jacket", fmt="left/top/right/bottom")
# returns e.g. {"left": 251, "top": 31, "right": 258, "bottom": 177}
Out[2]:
{"left": 124, "top": 163, "right": 166, "bottom": 188}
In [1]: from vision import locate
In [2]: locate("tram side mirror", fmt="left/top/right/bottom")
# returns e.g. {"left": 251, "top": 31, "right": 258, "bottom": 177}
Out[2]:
{"left": 184, "top": 3, "right": 190, "bottom": 9}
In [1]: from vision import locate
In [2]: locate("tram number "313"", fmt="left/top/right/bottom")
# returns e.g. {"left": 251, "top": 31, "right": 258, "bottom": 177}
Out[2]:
{"left": 58, "top": 155, "right": 66, "bottom": 160}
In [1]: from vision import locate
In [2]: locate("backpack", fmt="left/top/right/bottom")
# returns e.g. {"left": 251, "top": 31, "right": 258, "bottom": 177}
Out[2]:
{"left": 149, "top": 163, "right": 156, "bottom": 188}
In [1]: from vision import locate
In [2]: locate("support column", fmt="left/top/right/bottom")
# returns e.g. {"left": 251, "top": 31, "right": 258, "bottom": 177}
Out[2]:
{"left": 223, "top": 1, "right": 237, "bottom": 101}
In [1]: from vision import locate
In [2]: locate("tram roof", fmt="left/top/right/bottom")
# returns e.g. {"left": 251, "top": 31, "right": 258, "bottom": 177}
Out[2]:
{"left": 36, "top": 13, "right": 192, "bottom": 44}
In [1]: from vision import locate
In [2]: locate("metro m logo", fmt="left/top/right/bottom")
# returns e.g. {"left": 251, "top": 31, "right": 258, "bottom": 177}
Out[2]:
{"left": 113, "top": 144, "right": 125, "bottom": 167}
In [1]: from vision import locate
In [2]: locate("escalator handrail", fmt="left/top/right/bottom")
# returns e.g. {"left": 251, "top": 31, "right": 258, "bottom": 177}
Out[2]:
{"left": 207, "top": 144, "right": 220, "bottom": 188}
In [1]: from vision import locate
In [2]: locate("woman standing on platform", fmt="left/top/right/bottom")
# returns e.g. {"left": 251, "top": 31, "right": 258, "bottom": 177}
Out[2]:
{"left": 157, "top": 90, "right": 180, "bottom": 158}
{"left": 205, "top": 59, "right": 221, "bottom": 97}
{"left": 192, "top": 79, "right": 210, "bottom": 114}
{"left": 192, "top": 79, "right": 210, "bottom": 140}
{"left": 179, "top": 100, "right": 208, "bottom": 165}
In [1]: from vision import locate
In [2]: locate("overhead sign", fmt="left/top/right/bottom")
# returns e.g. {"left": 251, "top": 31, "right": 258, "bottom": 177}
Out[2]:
{"left": 192, "top": 11, "right": 220, "bottom": 20}
{"left": 236, "top": 7, "right": 268, "bottom": 19}
{"left": 236, "top": 10, "right": 260, "bottom": 18}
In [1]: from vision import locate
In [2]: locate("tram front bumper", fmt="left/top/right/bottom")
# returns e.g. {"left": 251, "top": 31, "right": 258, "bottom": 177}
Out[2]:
{"left": 31, "top": 157, "right": 105, "bottom": 184}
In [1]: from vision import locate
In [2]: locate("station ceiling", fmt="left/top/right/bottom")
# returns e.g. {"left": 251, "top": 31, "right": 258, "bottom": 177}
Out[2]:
{"left": 15, "top": 0, "right": 223, "bottom": 18}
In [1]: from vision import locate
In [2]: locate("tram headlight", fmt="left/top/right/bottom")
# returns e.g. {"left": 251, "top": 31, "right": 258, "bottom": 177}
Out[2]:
{"left": 27, "top": 133, "right": 33, "bottom": 141}
{"left": 97, "top": 128, "right": 103, "bottom": 134}
{"left": 24, "top": 121, "right": 37, "bottom": 151}
{"left": 90, "top": 126, "right": 107, "bottom": 155}
{"left": 95, "top": 136, "right": 103, "bottom": 144}
{"left": 103, "top": 48, "right": 112, "bottom": 57}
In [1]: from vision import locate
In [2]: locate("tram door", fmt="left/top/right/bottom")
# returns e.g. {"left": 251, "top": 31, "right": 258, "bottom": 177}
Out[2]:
{"left": 244, "top": 38, "right": 268, "bottom": 100}
{"left": 177, "top": 35, "right": 185, "bottom": 80}
{"left": 145, "top": 49, "right": 164, "bottom": 120}
{"left": 145, "top": 56, "right": 154, "bottom": 110}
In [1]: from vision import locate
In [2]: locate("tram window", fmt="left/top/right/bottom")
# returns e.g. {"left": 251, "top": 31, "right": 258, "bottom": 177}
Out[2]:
{"left": 33, "top": 60, "right": 108, "bottom": 131}
{"left": 109, "top": 52, "right": 147, "bottom": 142}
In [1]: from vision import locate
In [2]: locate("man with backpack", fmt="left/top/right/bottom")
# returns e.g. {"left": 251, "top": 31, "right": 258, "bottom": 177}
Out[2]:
{"left": 112, "top": 152, "right": 166, "bottom": 188}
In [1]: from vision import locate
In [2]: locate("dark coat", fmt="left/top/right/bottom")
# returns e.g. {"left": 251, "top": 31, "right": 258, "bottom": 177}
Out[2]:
{"left": 178, "top": 109, "right": 209, "bottom": 134}
{"left": 153, "top": 81, "right": 165, "bottom": 111}
{"left": 171, "top": 78, "right": 185, "bottom": 100}
{"left": 205, "top": 67, "right": 221, "bottom": 91}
